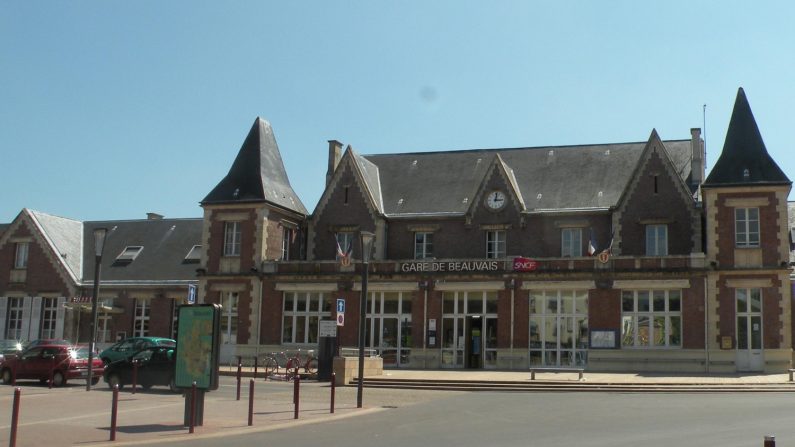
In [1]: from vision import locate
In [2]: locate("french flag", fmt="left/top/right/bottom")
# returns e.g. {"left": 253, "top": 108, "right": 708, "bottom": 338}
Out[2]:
{"left": 588, "top": 228, "right": 597, "bottom": 256}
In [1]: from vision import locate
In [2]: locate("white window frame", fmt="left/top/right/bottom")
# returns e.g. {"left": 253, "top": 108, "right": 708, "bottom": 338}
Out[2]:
{"left": 365, "top": 291, "right": 413, "bottom": 367}
{"left": 221, "top": 292, "right": 238, "bottom": 344}
{"left": 282, "top": 292, "right": 331, "bottom": 344}
{"left": 14, "top": 243, "right": 29, "bottom": 269}
{"left": 6, "top": 298, "right": 24, "bottom": 339}
{"left": 116, "top": 246, "right": 143, "bottom": 262}
{"left": 335, "top": 232, "right": 354, "bottom": 260}
{"left": 223, "top": 222, "right": 242, "bottom": 257}
{"left": 645, "top": 224, "right": 668, "bottom": 256}
{"left": 133, "top": 299, "right": 150, "bottom": 337}
{"left": 282, "top": 228, "right": 292, "bottom": 260}
{"left": 486, "top": 230, "right": 506, "bottom": 259}
{"left": 621, "top": 289, "right": 682, "bottom": 349}
{"left": 414, "top": 232, "right": 434, "bottom": 259}
{"left": 735, "top": 207, "right": 760, "bottom": 248}
{"left": 561, "top": 228, "right": 582, "bottom": 257}
{"left": 39, "top": 297, "right": 58, "bottom": 339}
{"left": 184, "top": 245, "right": 202, "bottom": 262}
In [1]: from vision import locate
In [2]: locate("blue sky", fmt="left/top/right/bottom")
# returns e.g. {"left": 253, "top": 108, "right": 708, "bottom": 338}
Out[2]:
{"left": 2, "top": 1, "right": 794, "bottom": 223}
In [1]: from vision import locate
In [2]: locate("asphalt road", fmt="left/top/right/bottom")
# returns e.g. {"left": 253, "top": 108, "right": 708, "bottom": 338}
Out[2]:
{"left": 163, "top": 390, "right": 795, "bottom": 447}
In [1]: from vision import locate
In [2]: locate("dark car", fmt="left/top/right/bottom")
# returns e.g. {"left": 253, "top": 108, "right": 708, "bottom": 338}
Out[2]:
{"left": 103, "top": 346, "right": 179, "bottom": 392}
{"left": 0, "top": 344, "right": 104, "bottom": 387}
{"left": 99, "top": 337, "right": 176, "bottom": 365}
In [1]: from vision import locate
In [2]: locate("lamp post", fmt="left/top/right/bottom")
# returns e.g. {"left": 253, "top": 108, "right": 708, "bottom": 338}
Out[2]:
{"left": 86, "top": 227, "right": 108, "bottom": 391}
{"left": 357, "top": 231, "right": 375, "bottom": 408}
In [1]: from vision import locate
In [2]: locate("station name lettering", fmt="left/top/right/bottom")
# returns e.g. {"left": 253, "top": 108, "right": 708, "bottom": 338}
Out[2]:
{"left": 400, "top": 261, "right": 500, "bottom": 273}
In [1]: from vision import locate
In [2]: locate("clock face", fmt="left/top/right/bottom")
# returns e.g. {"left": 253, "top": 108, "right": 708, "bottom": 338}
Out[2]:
{"left": 485, "top": 191, "right": 506, "bottom": 210}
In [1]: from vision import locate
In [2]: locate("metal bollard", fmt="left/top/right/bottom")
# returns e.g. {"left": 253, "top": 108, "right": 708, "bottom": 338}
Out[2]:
{"left": 293, "top": 375, "right": 300, "bottom": 419}
{"left": 49, "top": 357, "right": 55, "bottom": 389}
{"left": 248, "top": 379, "right": 254, "bottom": 426}
{"left": 9, "top": 388, "right": 21, "bottom": 447}
{"left": 253, "top": 356, "right": 258, "bottom": 379}
{"left": 189, "top": 382, "right": 197, "bottom": 434}
{"left": 110, "top": 384, "right": 119, "bottom": 441}
{"left": 764, "top": 435, "right": 775, "bottom": 447}
{"left": 330, "top": 372, "right": 336, "bottom": 414}
{"left": 236, "top": 362, "right": 242, "bottom": 401}
{"left": 132, "top": 360, "right": 138, "bottom": 394}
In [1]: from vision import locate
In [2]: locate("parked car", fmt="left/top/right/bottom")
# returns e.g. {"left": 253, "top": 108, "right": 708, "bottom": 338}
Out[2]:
{"left": 0, "top": 344, "right": 104, "bottom": 387}
{"left": 103, "top": 346, "right": 179, "bottom": 392}
{"left": 99, "top": 337, "right": 176, "bottom": 365}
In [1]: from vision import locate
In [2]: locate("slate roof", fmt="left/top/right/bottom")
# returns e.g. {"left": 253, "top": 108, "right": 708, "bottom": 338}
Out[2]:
{"left": 201, "top": 117, "right": 308, "bottom": 215}
{"left": 82, "top": 218, "right": 203, "bottom": 284}
{"left": 704, "top": 88, "right": 791, "bottom": 187}
{"left": 27, "top": 209, "right": 84, "bottom": 282}
{"left": 361, "top": 139, "right": 694, "bottom": 216}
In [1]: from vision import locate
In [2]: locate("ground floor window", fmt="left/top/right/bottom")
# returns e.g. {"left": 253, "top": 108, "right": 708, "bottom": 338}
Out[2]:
{"left": 40, "top": 297, "right": 58, "bottom": 339}
{"left": 529, "top": 290, "right": 588, "bottom": 366}
{"left": 6, "top": 298, "right": 25, "bottom": 340}
{"left": 221, "top": 292, "right": 239, "bottom": 344}
{"left": 621, "top": 289, "right": 681, "bottom": 348}
{"left": 282, "top": 292, "right": 331, "bottom": 344}
{"left": 365, "top": 291, "right": 412, "bottom": 367}
{"left": 133, "top": 299, "right": 150, "bottom": 337}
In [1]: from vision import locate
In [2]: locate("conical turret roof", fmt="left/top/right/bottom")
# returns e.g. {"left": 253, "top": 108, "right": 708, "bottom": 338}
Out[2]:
{"left": 704, "top": 88, "right": 790, "bottom": 187}
{"left": 201, "top": 118, "right": 307, "bottom": 214}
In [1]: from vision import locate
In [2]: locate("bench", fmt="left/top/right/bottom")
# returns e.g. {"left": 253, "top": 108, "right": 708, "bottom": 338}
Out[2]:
{"left": 530, "top": 367, "right": 584, "bottom": 381}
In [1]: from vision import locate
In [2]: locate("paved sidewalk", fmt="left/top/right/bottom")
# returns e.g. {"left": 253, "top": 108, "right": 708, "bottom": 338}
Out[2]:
{"left": 2, "top": 369, "right": 793, "bottom": 446}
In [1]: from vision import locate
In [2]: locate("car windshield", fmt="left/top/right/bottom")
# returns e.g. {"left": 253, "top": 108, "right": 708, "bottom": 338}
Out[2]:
{"left": 157, "top": 340, "right": 176, "bottom": 347}
{"left": 69, "top": 347, "right": 91, "bottom": 359}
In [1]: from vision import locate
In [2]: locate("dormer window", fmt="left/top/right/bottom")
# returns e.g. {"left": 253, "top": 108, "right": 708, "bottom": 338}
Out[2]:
{"left": 184, "top": 245, "right": 202, "bottom": 264}
{"left": 115, "top": 246, "right": 143, "bottom": 265}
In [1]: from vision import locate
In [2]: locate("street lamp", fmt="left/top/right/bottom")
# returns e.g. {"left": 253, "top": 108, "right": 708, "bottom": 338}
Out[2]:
{"left": 86, "top": 227, "right": 108, "bottom": 391}
{"left": 357, "top": 231, "right": 375, "bottom": 408}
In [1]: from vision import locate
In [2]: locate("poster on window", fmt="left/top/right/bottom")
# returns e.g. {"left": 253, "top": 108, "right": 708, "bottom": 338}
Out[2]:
{"left": 590, "top": 330, "right": 618, "bottom": 349}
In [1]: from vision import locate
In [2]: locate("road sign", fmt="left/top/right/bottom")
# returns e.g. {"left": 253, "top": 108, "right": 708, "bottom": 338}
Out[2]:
{"left": 319, "top": 320, "right": 337, "bottom": 337}
{"left": 336, "top": 298, "right": 345, "bottom": 313}
{"left": 187, "top": 284, "right": 197, "bottom": 304}
{"left": 337, "top": 313, "right": 345, "bottom": 326}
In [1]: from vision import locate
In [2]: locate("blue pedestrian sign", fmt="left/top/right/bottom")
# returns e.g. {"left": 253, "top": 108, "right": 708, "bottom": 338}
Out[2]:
{"left": 336, "top": 298, "right": 345, "bottom": 313}
{"left": 187, "top": 284, "right": 197, "bottom": 304}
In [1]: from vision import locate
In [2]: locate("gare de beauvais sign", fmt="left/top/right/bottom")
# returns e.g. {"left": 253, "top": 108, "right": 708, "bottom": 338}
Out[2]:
{"left": 399, "top": 257, "right": 539, "bottom": 273}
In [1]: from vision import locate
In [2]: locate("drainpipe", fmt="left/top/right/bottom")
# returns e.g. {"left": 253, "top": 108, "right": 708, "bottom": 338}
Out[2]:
{"left": 423, "top": 281, "right": 428, "bottom": 369}
{"left": 704, "top": 276, "right": 710, "bottom": 373}
{"left": 510, "top": 279, "right": 515, "bottom": 370}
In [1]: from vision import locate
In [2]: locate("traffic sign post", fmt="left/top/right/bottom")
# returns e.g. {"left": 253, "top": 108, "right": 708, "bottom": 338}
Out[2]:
{"left": 336, "top": 298, "right": 345, "bottom": 326}
{"left": 187, "top": 284, "right": 197, "bottom": 304}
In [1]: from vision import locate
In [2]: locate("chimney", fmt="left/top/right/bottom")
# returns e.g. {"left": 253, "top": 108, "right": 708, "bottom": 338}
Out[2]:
{"left": 326, "top": 140, "right": 343, "bottom": 186}
{"left": 690, "top": 128, "right": 705, "bottom": 187}
{"left": 146, "top": 212, "right": 164, "bottom": 220}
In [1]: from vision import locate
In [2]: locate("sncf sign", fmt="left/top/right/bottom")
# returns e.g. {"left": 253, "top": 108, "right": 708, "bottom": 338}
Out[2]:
{"left": 512, "top": 257, "right": 538, "bottom": 272}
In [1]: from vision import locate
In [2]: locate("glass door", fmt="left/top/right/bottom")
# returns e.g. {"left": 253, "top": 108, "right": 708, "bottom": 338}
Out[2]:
{"left": 736, "top": 288, "right": 763, "bottom": 372}
{"left": 365, "top": 291, "right": 413, "bottom": 367}
{"left": 440, "top": 291, "right": 498, "bottom": 369}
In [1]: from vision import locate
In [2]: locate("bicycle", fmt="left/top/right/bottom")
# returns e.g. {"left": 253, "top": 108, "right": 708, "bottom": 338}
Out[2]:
{"left": 286, "top": 349, "right": 318, "bottom": 377}
{"left": 262, "top": 352, "right": 302, "bottom": 381}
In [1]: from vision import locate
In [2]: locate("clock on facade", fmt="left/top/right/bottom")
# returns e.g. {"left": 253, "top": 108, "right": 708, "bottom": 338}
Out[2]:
{"left": 485, "top": 190, "right": 506, "bottom": 210}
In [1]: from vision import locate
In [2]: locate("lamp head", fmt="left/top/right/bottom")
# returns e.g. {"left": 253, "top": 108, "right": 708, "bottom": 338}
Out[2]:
{"left": 360, "top": 231, "right": 375, "bottom": 263}
{"left": 93, "top": 227, "right": 108, "bottom": 258}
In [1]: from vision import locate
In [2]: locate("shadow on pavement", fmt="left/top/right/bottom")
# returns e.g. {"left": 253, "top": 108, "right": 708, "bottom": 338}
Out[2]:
{"left": 107, "top": 424, "right": 186, "bottom": 434}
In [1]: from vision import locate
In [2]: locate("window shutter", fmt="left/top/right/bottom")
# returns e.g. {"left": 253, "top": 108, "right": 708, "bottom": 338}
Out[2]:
{"left": 30, "top": 297, "right": 42, "bottom": 339}
{"left": 54, "top": 297, "right": 66, "bottom": 339}
{"left": 0, "top": 297, "right": 7, "bottom": 338}
{"left": 20, "top": 297, "right": 31, "bottom": 340}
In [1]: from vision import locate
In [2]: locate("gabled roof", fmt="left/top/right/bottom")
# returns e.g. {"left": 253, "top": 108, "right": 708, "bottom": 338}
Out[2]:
{"left": 352, "top": 150, "right": 384, "bottom": 213}
{"left": 27, "top": 209, "right": 84, "bottom": 282}
{"left": 362, "top": 139, "right": 693, "bottom": 216}
{"left": 201, "top": 117, "right": 308, "bottom": 215}
{"left": 82, "top": 218, "right": 203, "bottom": 284}
{"left": 704, "top": 88, "right": 790, "bottom": 187}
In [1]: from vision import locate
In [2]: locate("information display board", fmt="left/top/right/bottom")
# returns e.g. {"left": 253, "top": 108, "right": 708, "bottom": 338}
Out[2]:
{"left": 175, "top": 304, "right": 221, "bottom": 390}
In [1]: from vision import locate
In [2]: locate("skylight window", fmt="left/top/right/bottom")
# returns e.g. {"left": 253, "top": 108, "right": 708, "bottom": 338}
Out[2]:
{"left": 184, "top": 245, "right": 202, "bottom": 263}
{"left": 113, "top": 246, "right": 143, "bottom": 266}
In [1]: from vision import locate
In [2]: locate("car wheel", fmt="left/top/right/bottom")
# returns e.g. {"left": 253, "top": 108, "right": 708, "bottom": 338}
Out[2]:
{"left": 1, "top": 369, "right": 12, "bottom": 385}
{"left": 107, "top": 374, "right": 123, "bottom": 390}
{"left": 169, "top": 377, "right": 179, "bottom": 393}
{"left": 52, "top": 371, "right": 65, "bottom": 387}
